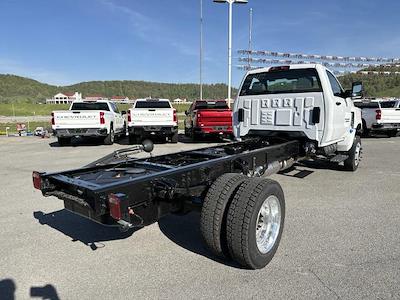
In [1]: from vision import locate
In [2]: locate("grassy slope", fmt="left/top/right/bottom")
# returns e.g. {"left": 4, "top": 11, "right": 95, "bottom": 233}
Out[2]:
{"left": 0, "top": 74, "right": 235, "bottom": 103}
{"left": 0, "top": 103, "right": 190, "bottom": 116}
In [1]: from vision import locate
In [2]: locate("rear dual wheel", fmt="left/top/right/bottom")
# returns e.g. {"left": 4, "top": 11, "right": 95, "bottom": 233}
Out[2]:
{"left": 200, "top": 175, "right": 285, "bottom": 269}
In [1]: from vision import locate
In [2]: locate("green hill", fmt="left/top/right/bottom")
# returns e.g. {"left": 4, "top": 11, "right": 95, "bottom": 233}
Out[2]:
{"left": 0, "top": 74, "right": 235, "bottom": 103}
{"left": 338, "top": 65, "right": 400, "bottom": 97}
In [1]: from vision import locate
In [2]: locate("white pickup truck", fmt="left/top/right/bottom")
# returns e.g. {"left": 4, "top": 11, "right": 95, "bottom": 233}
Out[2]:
{"left": 354, "top": 99, "right": 400, "bottom": 137}
{"left": 127, "top": 98, "right": 178, "bottom": 144}
{"left": 234, "top": 64, "right": 363, "bottom": 170}
{"left": 51, "top": 100, "right": 126, "bottom": 145}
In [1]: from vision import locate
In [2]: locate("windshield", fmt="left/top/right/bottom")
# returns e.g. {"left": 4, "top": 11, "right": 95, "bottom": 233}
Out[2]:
{"left": 71, "top": 102, "right": 110, "bottom": 111}
{"left": 240, "top": 68, "right": 322, "bottom": 96}
{"left": 194, "top": 101, "right": 229, "bottom": 110}
{"left": 135, "top": 101, "right": 171, "bottom": 109}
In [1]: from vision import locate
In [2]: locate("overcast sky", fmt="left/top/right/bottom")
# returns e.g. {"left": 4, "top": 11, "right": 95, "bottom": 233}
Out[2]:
{"left": 0, "top": 0, "right": 399, "bottom": 87}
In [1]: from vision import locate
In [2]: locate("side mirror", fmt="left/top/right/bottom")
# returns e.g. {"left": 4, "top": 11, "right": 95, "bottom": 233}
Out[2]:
{"left": 351, "top": 82, "right": 363, "bottom": 99}
{"left": 121, "top": 111, "right": 127, "bottom": 115}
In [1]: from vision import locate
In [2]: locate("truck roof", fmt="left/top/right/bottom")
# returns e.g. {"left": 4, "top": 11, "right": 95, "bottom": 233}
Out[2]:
{"left": 135, "top": 98, "right": 170, "bottom": 102}
{"left": 245, "top": 63, "right": 326, "bottom": 75}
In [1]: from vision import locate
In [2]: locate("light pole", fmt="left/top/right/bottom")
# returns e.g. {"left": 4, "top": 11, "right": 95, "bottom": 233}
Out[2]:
{"left": 213, "top": 0, "right": 248, "bottom": 108}
{"left": 200, "top": 0, "right": 203, "bottom": 101}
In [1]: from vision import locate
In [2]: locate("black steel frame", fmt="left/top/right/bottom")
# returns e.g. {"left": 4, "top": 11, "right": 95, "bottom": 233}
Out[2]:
{"left": 38, "top": 138, "right": 301, "bottom": 228}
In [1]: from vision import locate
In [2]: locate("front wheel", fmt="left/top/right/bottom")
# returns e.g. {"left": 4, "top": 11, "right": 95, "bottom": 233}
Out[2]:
{"left": 344, "top": 135, "right": 361, "bottom": 171}
{"left": 226, "top": 178, "right": 285, "bottom": 269}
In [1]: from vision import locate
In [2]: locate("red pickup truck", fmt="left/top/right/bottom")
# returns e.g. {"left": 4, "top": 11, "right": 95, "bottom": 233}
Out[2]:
{"left": 184, "top": 100, "right": 233, "bottom": 139}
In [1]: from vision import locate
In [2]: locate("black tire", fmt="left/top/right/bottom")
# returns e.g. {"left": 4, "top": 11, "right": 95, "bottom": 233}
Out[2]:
{"left": 226, "top": 178, "right": 285, "bottom": 269}
{"left": 200, "top": 173, "right": 247, "bottom": 258}
{"left": 344, "top": 135, "right": 361, "bottom": 171}
{"left": 104, "top": 125, "right": 114, "bottom": 145}
{"left": 361, "top": 119, "right": 370, "bottom": 138}
{"left": 387, "top": 130, "right": 398, "bottom": 137}
{"left": 120, "top": 122, "right": 127, "bottom": 138}
{"left": 170, "top": 132, "right": 178, "bottom": 143}
{"left": 57, "top": 137, "right": 71, "bottom": 146}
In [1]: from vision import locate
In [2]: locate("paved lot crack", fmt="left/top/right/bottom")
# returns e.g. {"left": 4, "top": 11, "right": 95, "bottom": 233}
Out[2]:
{"left": 309, "top": 268, "right": 341, "bottom": 300}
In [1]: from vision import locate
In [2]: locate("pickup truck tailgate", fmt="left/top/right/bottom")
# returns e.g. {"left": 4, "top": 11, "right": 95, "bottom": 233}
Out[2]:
{"left": 380, "top": 108, "right": 400, "bottom": 124}
{"left": 53, "top": 110, "right": 102, "bottom": 128}
{"left": 197, "top": 109, "right": 232, "bottom": 126}
{"left": 130, "top": 108, "right": 175, "bottom": 125}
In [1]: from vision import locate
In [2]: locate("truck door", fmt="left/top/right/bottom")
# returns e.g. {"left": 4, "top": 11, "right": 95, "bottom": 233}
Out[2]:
{"left": 326, "top": 71, "right": 350, "bottom": 141}
{"left": 110, "top": 102, "right": 124, "bottom": 131}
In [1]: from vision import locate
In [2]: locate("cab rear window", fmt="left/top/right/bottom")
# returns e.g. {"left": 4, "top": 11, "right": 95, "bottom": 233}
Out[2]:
{"left": 71, "top": 102, "right": 110, "bottom": 111}
{"left": 354, "top": 102, "right": 379, "bottom": 109}
{"left": 240, "top": 68, "right": 322, "bottom": 96}
{"left": 380, "top": 101, "right": 397, "bottom": 108}
{"left": 194, "top": 101, "right": 229, "bottom": 110}
{"left": 135, "top": 101, "right": 171, "bottom": 108}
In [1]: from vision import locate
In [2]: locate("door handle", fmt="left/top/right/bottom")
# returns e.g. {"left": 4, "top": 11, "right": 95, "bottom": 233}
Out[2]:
{"left": 336, "top": 102, "right": 342, "bottom": 106}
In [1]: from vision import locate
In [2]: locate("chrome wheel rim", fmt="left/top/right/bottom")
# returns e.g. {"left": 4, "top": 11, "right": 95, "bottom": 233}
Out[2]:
{"left": 256, "top": 195, "right": 281, "bottom": 254}
{"left": 354, "top": 142, "right": 361, "bottom": 166}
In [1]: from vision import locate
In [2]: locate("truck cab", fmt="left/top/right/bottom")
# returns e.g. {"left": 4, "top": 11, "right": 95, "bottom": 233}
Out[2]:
{"left": 234, "top": 64, "right": 363, "bottom": 153}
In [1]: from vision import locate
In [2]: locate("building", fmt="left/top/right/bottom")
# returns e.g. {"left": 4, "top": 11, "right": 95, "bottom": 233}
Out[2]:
{"left": 84, "top": 95, "right": 106, "bottom": 101}
{"left": 173, "top": 98, "right": 189, "bottom": 104}
{"left": 46, "top": 92, "right": 82, "bottom": 104}
{"left": 110, "top": 96, "right": 133, "bottom": 103}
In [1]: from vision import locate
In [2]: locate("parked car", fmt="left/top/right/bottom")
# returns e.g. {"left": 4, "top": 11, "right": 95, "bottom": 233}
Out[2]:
{"left": 354, "top": 99, "right": 400, "bottom": 137}
{"left": 51, "top": 100, "right": 126, "bottom": 145}
{"left": 184, "top": 100, "right": 232, "bottom": 139}
{"left": 127, "top": 98, "right": 178, "bottom": 144}
{"left": 34, "top": 127, "right": 45, "bottom": 136}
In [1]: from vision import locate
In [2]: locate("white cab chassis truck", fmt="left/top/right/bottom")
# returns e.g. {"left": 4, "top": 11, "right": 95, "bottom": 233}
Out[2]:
{"left": 234, "top": 64, "right": 363, "bottom": 170}
{"left": 52, "top": 100, "right": 126, "bottom": 146}
{"left": 33, "top": 65, "right": 366, "bottom": 271}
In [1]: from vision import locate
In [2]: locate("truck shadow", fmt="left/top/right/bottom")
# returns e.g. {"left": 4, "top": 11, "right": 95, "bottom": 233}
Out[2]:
{"left": 33, "top": 210, "right": 135, "bottom": 250}
{"left": 158, "top": 212, "right": 243, "bottom": 269}
{"left": 0, "top": 278, "right": 60, "bottom": 300}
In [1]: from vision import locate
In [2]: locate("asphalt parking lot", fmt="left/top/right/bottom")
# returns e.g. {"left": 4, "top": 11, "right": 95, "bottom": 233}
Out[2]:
{"left": 0, "top": 135, "right": 399, "bottom": 299}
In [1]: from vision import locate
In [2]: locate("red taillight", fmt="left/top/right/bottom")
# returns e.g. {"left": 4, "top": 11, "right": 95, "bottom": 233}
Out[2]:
{"left": 197, "top": 113, "right": 202, "bottom": 126}
{"left": 32, "top": 171, "right": 42, "bottom": 190}
{"left": 376, "top": 109, "right": 381, "bottom": 120}
{"left": 108, "top": 193, "right": 122, "bottom": 220}
{"left": 100, "top": 112, "right": 105, "bottom": 124}
{"left": 51, "top": 112, "right": 55, "bottom": 125}
{"left": 127, "top": 109, "right": 131, "bottom": 122}
{"left": 173, "top": 109, "right": 177, "bottom": 123}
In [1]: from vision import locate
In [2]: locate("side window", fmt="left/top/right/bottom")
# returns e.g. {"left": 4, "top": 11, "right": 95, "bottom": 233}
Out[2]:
{"left": 109, "top": 103, "right": 119, "bottom": 113}
{"left": 326, "top": 71, "right": 343, "bottom": 97}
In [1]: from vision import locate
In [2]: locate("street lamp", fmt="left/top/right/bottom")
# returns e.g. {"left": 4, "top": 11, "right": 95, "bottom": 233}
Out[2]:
{"left": 214, "top": 0, "right": 248, "bottom": 108}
